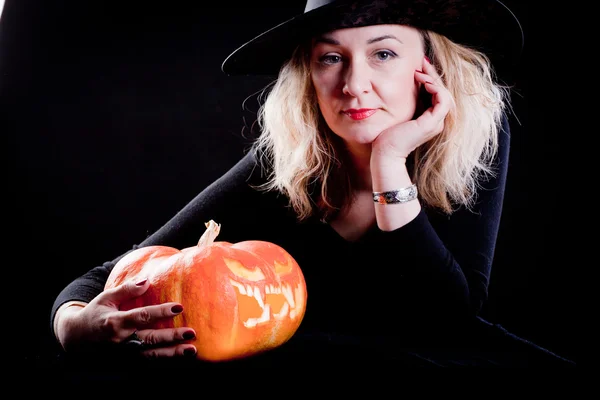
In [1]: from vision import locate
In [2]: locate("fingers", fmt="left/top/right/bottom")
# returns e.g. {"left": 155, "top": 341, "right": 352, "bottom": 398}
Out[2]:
{"left": 421, "top": 55, "right": 440, "bottom": 82}
{"left": 122, "top": 302, "right": 185, "bottom": 330}
{"left": 138, "top": 327, "right": 196, "bottom": 346}
{"left": 135, "top": 327, "right": 198, "bottom": 358}
{"left": 421, "top": 79, "right": 451, "bottom": 115}
{"left": 142, "top": 343, "right": 198, "bottom": 358}
{"left": 414, "top": 56, "right": 452, "bottom": 129}
{"left": 100, "top": 277, "right": 149, "bottom": 307}
{"left": 85, "top": 278, "right": 199, "bottom": 359}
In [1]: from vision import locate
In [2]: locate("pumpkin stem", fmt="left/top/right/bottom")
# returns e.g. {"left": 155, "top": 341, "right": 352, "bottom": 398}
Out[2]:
{"left": 198, "top": 220, "right": 221, "bottom": 247}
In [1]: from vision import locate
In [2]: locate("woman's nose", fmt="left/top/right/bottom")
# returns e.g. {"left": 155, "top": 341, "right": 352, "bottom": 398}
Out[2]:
{"left": 342, "top": 60, "right": 372, "bottom": 96}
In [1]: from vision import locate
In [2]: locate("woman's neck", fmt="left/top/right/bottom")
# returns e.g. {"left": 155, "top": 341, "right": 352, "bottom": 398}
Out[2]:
{"left": 344, "top": 141, "right": 373, "bottom": 191}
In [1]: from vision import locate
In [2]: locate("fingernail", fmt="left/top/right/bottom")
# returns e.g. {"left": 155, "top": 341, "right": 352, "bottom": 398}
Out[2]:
{"left": 183, "top": 331, "right": 195, "bottom": 340}
{"left": 184, "top": 347, "right": 196, "bottom": 356}
{"left": 135, "top": 278, "right": 147, "bottom": 286}
{"left": 171, "top": 304, "right": 183, "bottom": 314}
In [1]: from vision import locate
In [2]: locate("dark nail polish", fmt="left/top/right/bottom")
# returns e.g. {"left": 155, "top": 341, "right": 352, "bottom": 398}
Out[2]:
{"left": 183, "top": 331, "right": 195, "bottom": 340}
{"left": 171, "top": 305, "right": 183, "bottom": 314}
{"left": 135, "top": 278, "right": 147, "bottom": 286}
{"left": 184, "top": 348, "right": 196, "bottom": 356}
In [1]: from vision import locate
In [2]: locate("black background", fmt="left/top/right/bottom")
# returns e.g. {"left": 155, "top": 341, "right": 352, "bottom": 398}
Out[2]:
{"left": 2, "top": 1, "right": 575, "bottom": 366}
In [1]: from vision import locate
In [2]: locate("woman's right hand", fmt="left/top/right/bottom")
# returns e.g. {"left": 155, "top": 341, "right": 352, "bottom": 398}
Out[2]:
{"left": 54, "top": 278, "right": 197, "bottom": 358}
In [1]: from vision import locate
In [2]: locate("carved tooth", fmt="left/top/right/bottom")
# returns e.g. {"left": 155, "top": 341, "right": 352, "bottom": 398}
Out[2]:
{"left": 253, "top": 286, "right": 264, "bottom": 309}
{"left": 244, "top": 318, "right": 257, "bottom": 328}
{"left": 258, "top": 303, "right": 270, "bottom": 323}
{"left": 265, "top": 285, "right": 271, "bottom": 294}
{"left": 282, "top": 284, "right": 295, "bottom": 308}
{"left": 275, "top": 286, "right": 281, "bottom": 294}
{"left": 273, "top": 302, "right": 289, "bottom": 319}
{"left": 246, "top": 284, "right": 253, "bottom": 296}
{"left": 230, "top": 280, "right": 246, "bottom": 295}
{"left": 244, "top": 304, "right": 271, "bottom": 328}
{"left": 269, "top": 284, "right": 275, "bottom": 293}
{"left": 243, "top": 304, "right": 271, "bottom": 328}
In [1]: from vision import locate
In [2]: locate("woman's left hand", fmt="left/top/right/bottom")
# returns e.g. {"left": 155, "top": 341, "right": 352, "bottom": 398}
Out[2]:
{"left": 371, "top": 57, "right": 453, "bottom": 162}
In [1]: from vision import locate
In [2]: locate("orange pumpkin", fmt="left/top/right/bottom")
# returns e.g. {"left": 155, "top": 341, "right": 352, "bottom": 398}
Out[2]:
{"left": 104, "top": 220, "right": 307, "bottom": 362}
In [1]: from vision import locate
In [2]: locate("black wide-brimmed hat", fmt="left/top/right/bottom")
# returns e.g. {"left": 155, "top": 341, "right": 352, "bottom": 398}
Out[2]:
{"left": 221, "top": 0, "right": 524, "bottom": 79}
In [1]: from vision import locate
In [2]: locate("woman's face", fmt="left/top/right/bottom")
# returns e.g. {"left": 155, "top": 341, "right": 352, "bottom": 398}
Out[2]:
{"left": 310, "top": 24, "right": 425, "bottom": 146}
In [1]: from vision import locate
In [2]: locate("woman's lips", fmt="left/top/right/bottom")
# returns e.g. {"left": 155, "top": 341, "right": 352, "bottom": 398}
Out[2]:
{"left": 342, "top": 108, "right": 378, "bottom": 120}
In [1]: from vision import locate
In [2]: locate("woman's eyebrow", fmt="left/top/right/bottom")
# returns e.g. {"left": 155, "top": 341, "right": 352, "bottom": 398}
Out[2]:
{"left": 367, "top": 34, "right": 403, "bottom": 44}
{"left": 314, "top": 36, "right": 339, "bottom": 45}
{"left": 314, "top": 34, "right": 403, "bottom": 46}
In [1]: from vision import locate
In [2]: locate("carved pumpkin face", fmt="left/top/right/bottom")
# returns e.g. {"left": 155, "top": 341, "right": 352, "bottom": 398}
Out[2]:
{"left": 104, "top": 221, "right": 307, "bottom": 362}
{"left": 224, "top": 242, "right": 306, "bottom": 328}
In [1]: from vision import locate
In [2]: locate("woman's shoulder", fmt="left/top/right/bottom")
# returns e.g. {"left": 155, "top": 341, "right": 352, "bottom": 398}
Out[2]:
{"left": 199, "top": 150, "right": 290, "bottom": 215}
{"left": 213, "top": 149, "right": 271, "bottom": 188}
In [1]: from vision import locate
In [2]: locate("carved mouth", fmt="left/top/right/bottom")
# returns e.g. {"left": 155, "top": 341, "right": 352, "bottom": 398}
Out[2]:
{"left": 230, "top": 280, "right": 304, "bottom": 328}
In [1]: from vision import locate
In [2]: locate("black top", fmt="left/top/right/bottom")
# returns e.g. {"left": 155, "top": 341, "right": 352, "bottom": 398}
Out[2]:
{"left": 51, "top": 116, "right": 511, "bottom": 352}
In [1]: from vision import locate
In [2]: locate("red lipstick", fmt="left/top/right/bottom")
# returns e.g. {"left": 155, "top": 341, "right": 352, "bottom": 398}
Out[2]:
{"left": 342, "top": 108, "right": 377, "bottom": 120}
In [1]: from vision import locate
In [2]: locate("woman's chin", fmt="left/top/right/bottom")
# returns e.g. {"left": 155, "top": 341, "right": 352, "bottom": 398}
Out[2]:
{"left": 342, "top": 127, "right": 384, "bottom": 145}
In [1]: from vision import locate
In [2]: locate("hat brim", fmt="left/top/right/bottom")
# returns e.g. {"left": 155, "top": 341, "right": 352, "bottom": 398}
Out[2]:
{"left": 221, "top": 0, "right": 524, "bottom": 79}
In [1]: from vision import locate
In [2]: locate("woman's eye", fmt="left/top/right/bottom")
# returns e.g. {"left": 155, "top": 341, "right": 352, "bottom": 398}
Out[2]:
{"left": 320, "top": 54, "right": 342, "bottom": 65}
{"left": 375, "top": 50, "right": 396, "bottom": 61}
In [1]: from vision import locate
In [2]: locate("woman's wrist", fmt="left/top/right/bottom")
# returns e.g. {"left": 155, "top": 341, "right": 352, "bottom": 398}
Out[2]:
{"left": 370, "top": 154, "right": 411, "bottom": 191}
{"left": 370, "top": 154, "right": 420, "bottom": 231}
{"left": 53, "top": 301, "right": 87, "bottom": 348}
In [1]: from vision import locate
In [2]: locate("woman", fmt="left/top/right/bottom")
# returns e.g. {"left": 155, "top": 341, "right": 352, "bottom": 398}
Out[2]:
{"left": 50, "top": 0, "right": 573, "bottom": 367}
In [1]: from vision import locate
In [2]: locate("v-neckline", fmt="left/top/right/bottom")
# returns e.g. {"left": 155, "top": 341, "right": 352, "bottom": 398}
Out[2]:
{"left": 318, "top": 218, "right": 380, "bottom": 245}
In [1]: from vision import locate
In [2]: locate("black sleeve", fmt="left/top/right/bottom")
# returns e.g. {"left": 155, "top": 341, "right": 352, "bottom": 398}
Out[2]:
{"left": 50, "top": 152, "right": 263, "bottom": 332}
{"left": 366, "top": 115, "right": 511, "bottom": 320}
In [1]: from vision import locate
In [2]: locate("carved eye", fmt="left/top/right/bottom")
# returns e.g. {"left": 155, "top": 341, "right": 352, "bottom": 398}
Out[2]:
{"left": 224, "top": 258, "right": 266, "bottom": 281}
{"left": 274, "top": 257, "right": 293, "bottom": 276}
